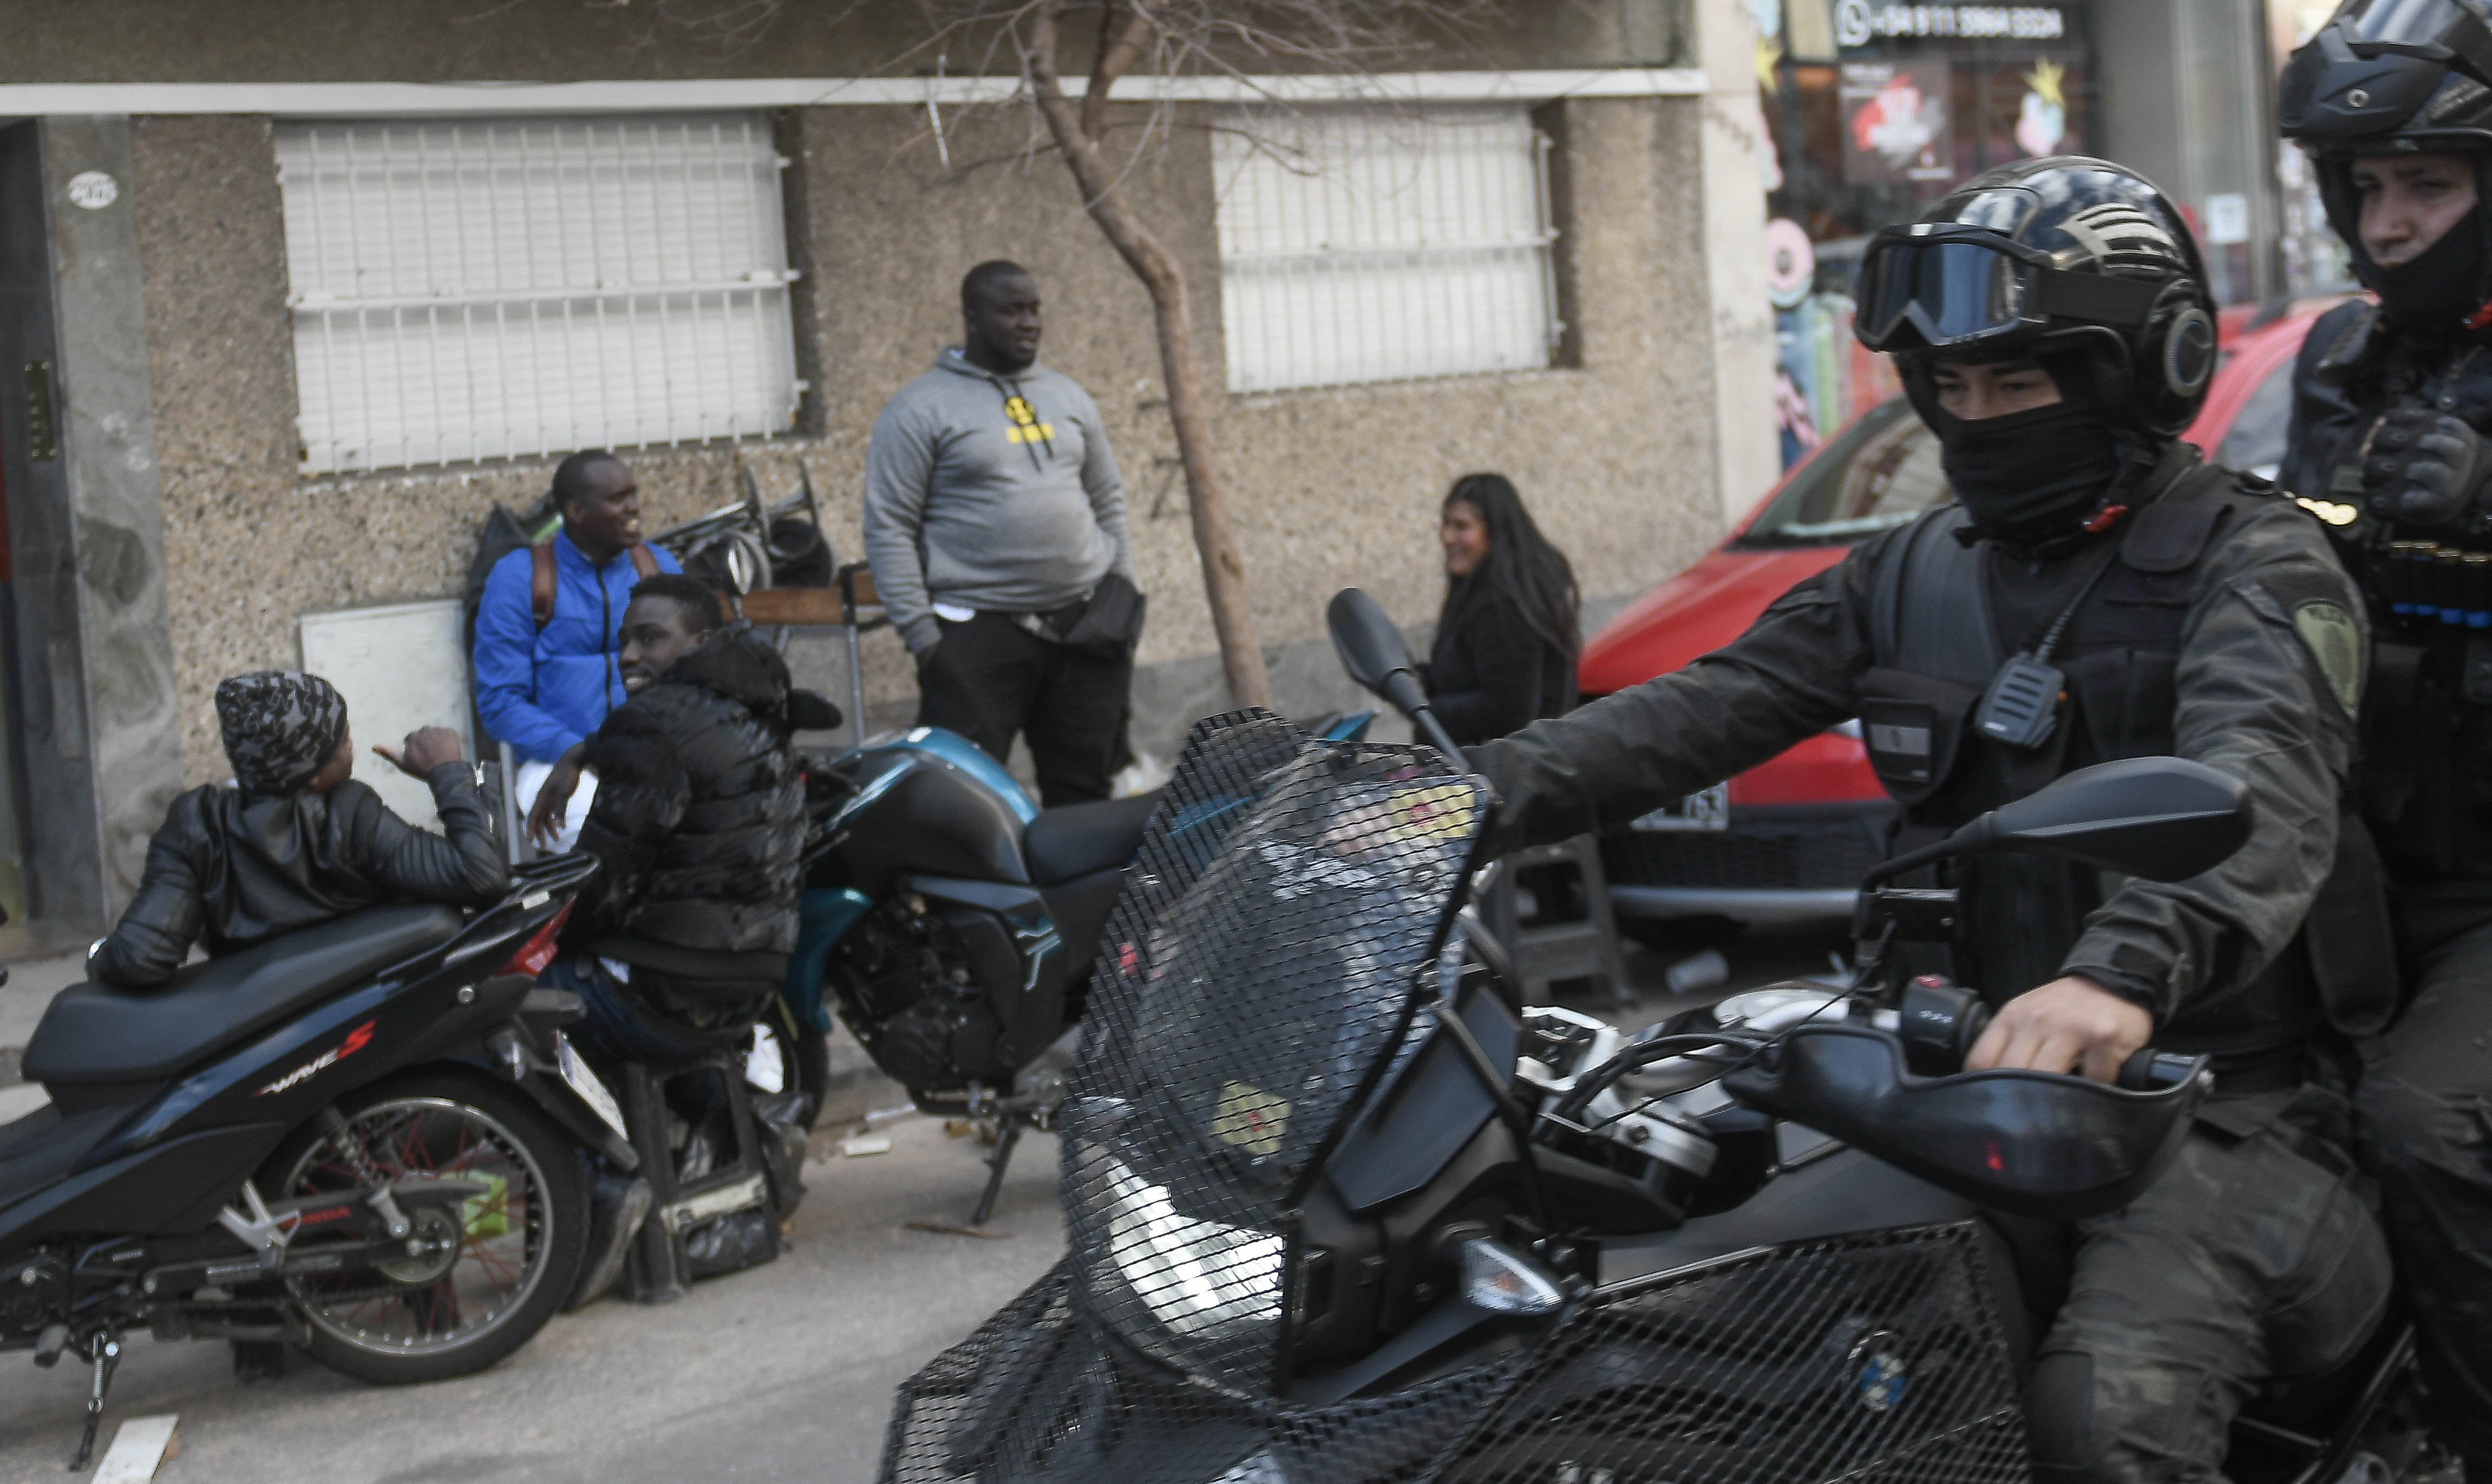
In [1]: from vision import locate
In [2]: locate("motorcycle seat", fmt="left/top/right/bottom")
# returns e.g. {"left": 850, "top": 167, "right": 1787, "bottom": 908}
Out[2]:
{"left": 1021, "top": 793, "right": 1157, "bottom": 887}
{"left": 22, "top": 903, "right": 465, "bottom": 1085}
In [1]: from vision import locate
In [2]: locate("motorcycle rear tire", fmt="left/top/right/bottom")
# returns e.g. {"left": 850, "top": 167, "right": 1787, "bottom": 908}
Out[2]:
{"left": 258, "top": 1069, "right": 590, "bottom": 1385}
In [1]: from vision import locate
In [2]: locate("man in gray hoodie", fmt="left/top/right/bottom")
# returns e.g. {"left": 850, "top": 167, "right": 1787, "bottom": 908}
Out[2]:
{"left": 863, "top": 260, "right": 1140, "bottom": 805}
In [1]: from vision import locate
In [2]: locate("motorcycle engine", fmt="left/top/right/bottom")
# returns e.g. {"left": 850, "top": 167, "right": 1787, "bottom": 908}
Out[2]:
{"left": 826, "top": 894, "right": 1020, "bottom": 1092}
{"left": 0, "top": 1252, "right": 67, "bottom": 1339}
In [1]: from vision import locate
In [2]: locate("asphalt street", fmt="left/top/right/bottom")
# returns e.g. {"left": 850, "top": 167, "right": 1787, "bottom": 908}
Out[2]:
{"left": 0, "top": 921, "right": 1847, "bottom": 1483}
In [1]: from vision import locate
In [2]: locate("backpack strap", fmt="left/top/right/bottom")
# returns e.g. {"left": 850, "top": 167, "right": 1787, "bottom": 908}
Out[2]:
{"left": 531, "top": 542, "right": 558, "bottom": 628}
{"left": 629, "top": 544, "right": 660, "bottom": 580}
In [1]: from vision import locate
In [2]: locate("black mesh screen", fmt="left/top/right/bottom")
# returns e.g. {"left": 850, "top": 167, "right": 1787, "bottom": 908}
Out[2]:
{"left": 884, "top": 1261, "right": 1523, "bottom": 1484}
{"left": 1437, "top": 1223, "right": 2029, "bottom": 1484}
{"left": 1058, "top": 711, "right": 1483, "bottom": 1392}
{"left": 884, "top": 1225, "right": 2031, "bottom": 1484}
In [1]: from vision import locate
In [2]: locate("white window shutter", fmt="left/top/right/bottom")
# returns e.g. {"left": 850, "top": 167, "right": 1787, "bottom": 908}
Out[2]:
{"left": 1214, "top": 106, "right": 1558, "bottom": 394}
{"left": 276, "top": 114, "right": 801, "bottom": 474}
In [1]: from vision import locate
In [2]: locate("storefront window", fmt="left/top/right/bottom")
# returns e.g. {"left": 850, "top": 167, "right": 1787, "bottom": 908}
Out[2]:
{"left": 1754, "top": 0, "right": 2091, "bottom": 465}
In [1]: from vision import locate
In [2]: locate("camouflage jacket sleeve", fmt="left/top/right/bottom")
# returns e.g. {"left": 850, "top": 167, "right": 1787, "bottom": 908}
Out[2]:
{"left": 2057, "top": 501, "right": 2365, "bottom": 1022}
{"left": 1465, "top": 535, "right": 1889, "bottom": 856}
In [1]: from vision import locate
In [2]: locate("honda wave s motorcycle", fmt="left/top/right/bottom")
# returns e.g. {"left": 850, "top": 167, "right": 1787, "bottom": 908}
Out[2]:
{"left": 0, "top": 853, "right": 632, "bottom": 1467}
{"left": 777, "top": 713, "right": 1372, "bottom": 1222}
{"left": 880, "top": 590, "right": 2424, "bottom": 1484}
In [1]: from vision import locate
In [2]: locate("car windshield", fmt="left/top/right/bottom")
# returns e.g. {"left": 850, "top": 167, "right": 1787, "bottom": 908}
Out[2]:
{"left": 1732, "top": 399, "right": 1950, "bottom": 548}
{"left": 2214, "top": 354, "right": 2295, "bottom": 484}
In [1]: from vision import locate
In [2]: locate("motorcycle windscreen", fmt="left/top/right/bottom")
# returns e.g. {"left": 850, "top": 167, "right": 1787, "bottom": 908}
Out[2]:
{"left": 1062, "top": 709, "right": 1482, "bottom": 1395}
{"left": 1723, "top": 1025, "right": 2206, "bottom": 1221}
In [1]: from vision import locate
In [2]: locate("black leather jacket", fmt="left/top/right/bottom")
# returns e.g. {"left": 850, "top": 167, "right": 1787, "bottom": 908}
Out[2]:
{"left": 94, "top": 765, "right": 508, "bottom": 987}
{"left": 566, "top": 623, "right": 806, "bottom": 1009}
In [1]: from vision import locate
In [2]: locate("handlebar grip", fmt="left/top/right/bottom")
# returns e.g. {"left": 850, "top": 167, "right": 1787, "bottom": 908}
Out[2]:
{"left": 2115, "top": 1049, "right": 2199, "bottom": 1092}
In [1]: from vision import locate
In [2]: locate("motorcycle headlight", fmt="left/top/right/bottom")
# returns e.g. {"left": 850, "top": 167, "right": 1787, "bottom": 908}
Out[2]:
{"left": 1101, "top": 1158, "right": 1285, "bottom": 1345}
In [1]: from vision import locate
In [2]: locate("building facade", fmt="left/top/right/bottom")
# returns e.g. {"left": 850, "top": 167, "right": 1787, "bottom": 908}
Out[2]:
{"left": 0, "top": 0, "right": 1783, "bottom": 944}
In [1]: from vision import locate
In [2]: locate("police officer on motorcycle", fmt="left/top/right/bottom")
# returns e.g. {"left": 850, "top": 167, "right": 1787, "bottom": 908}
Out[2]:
{"left": 1468, "top": 157, "right": 2395, "bottom": 1484}
{"left": 2279, "top": 3, "right": 2492, "bottom": 1475}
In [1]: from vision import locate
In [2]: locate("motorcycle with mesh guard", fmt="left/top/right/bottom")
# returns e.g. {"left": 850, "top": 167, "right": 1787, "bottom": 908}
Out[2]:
{"left": 879, "top": 589, "right": 2428, "bottom": 1484}
{"left": 0, "top": 853, "right": 636, "bottom": 1469}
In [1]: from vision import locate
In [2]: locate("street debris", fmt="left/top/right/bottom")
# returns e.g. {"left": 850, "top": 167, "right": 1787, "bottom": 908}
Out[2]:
{"left": 905, "top": 1220, "right": 1011, "bottom": 1240}
{"left": 94, "top": 1414, "right": 178, "bottom": 1484}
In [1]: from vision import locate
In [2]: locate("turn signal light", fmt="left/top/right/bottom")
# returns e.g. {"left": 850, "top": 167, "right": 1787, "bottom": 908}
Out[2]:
{"left": 1458, "top": 1238, "right": 1565, "bottom": 1316}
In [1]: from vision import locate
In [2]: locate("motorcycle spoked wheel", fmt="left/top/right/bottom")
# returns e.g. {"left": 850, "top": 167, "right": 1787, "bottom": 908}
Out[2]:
{"left": 257, "top": 1071, "right": 588, "bottom": 1384}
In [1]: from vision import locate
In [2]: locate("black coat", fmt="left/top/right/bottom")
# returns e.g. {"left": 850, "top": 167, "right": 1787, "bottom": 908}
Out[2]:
{"left": 1424, "top": 577, "right": 1576, "bottom": 746}
{"left": 94, "top": 767, "right": 508, "bottom": 987}
{"left": 567, "top": 623, "right": 806, "bottom": 1006}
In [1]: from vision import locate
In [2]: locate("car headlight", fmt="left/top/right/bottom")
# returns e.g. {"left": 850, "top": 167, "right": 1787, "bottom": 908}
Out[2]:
{"left": 1102, "top": 1157, "right": 1285, "bottom": 1343}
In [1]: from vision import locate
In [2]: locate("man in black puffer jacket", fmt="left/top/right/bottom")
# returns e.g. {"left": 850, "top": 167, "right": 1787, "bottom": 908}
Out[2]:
{"left": 537, "top": 574, "right": 807, "bottom": 1065}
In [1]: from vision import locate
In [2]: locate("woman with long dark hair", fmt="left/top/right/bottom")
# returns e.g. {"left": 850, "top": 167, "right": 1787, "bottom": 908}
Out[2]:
{"left": 1423, "top": 473, "right": 1580, "bottom": 744}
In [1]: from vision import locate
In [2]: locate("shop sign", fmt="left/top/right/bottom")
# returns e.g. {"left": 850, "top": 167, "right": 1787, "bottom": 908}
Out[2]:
{"left": 1841, "top": 61, "right": 1955, "bottom": 184}
{"left": 1834, "top": 2, "right": 2069, "bottom": 47}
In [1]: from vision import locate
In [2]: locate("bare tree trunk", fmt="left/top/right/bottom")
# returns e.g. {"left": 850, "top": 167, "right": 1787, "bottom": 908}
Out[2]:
{"left": 1028, "top": 0, "right": 1271, "bottom": 710}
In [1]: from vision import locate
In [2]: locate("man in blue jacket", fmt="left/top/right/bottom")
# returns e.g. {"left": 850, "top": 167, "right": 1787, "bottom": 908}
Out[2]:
{"left": 474, "top": 449, "right": 681, "bottom": 849}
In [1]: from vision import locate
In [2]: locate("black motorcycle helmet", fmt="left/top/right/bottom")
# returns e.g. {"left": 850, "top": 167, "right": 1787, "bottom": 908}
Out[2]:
{"left": 1853, "top": 156, "right": 2218, "bottom": 438}
{"left": 2278, "top": 0, "right": 2492, "bottom": 325}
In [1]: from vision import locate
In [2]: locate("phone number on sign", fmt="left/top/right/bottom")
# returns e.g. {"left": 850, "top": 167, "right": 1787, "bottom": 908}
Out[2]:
{"left": 1836, "top": 2, "right": 2068, "bottom": 45}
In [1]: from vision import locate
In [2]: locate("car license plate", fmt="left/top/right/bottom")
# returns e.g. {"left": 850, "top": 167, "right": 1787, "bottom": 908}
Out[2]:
{"left": 555, "top": 1032, "right": 629, "bottom": 1141}
{"left": 1631, "top": 783, "right": 1729, "bottom": 832}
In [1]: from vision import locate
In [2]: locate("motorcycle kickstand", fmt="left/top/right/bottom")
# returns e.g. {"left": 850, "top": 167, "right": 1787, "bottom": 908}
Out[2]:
{"left": 971, "top": 1117, "right": 1024, "bottom": 1227}
{"left": 68, "top": 1327, "right": 121, "bottom": 1471}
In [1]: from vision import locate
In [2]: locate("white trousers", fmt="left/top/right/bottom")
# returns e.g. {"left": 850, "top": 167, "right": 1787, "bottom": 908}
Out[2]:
{"left": 514, "top": 759, "right": 599, "bottom": 854}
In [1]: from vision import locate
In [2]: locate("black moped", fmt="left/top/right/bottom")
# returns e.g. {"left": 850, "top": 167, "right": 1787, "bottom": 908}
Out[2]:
{"left": 0, "top": 852, "right": 633, "bottom": 1467}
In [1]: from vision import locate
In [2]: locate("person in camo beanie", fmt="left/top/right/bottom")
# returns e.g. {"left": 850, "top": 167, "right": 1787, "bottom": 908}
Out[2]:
{"left": 214, "top": 671, "right": 350, "bottom": 797}
{"left": 89, "top": 670, "right": 507, "bottom": 989}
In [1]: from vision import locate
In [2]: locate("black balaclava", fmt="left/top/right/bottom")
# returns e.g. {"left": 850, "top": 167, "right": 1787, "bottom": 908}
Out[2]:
{"left": 1928, "top": 357, "right": 2127, "bottom": 548}
{"left": 2373, "top": 199, "right": 2490, "bottom": 333}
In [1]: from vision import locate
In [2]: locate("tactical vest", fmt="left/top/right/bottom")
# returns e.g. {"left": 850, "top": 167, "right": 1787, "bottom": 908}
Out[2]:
{"left": 2301, "top": 303, "right": 2492, "bottom": 884}
{"left": 1856, "top": 465, "right": 2391, "bottom": 1054}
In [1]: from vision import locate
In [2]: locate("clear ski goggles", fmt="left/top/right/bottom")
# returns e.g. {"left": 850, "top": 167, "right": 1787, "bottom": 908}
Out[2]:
{"left": 1854, "top": 223, "right": 2159, "bottom": 354}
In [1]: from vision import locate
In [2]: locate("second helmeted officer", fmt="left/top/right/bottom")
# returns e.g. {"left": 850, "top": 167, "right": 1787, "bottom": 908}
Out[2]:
{"left": 2279, "top": 2, "right": 2492, "bottom": 1473}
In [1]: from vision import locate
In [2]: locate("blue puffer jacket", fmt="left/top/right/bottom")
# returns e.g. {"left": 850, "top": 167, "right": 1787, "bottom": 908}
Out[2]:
{"left": 473, "top": 530, "right": 682, "bottom": 764}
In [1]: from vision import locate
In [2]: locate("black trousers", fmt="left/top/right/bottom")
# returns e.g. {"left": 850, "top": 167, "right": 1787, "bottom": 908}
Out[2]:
{"left": 2359, "top": 884, "right": 2492, "bottom": 1474}
{"left": 916, "top": 612, "right": 1133, "bottom": 809}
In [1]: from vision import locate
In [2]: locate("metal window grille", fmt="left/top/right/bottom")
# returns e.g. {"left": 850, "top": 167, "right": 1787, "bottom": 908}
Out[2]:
{"left": 1214, "top": 105, "right": 1559, "bottom": 395}
{"left": 275, "top": 113, "right": 801, "bottom": 474}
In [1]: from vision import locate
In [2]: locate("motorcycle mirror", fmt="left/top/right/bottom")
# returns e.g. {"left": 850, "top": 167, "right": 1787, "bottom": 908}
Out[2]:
{"left": 1326, "top": 589, "right": 1466, "bottom": 760}
{"left": 1327, "top": 588, "right": 1419, "bottom": 699}
{"left": 1870, "top": 755, "right": 2249, "bottom": 889}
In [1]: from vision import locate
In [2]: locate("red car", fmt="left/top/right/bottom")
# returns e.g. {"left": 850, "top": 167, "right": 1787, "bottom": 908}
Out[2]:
{"left": 1587, "top": 308, "right": 2329, "bottom": 938}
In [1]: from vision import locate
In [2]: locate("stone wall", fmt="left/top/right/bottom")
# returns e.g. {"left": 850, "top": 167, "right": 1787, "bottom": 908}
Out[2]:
{"left": 129, "top": 93, "right": 1727, "bottom": 787}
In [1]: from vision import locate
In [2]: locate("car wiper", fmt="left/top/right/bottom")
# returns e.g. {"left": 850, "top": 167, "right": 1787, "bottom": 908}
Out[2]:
{"left": 1742, "top": 510, "right": 1922, "bottom": 545}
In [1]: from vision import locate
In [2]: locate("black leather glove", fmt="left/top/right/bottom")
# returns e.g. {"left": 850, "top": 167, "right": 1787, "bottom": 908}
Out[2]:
{"left": 2363, "top": 406, "right": 2492, "bottom": 532}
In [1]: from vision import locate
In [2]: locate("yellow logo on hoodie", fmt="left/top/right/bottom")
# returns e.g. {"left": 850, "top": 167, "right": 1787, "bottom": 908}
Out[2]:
{"left": 1003, "top": 395, "right": 1055, "bottom": 445}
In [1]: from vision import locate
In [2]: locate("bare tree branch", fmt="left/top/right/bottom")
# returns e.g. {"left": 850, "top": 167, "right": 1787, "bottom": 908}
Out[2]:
{"left": 646, "top": 0, "right": 1601, "bottom": 710}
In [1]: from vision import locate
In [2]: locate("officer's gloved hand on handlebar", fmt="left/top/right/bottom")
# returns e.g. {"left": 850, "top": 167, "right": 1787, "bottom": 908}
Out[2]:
{"left": 2363, "top": 405, "right": 2492, "bottom": 533}
{"left": 1965, "top": 973, "right": 2155, "bottom": 1085}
